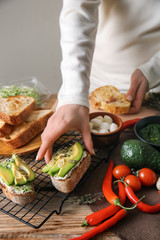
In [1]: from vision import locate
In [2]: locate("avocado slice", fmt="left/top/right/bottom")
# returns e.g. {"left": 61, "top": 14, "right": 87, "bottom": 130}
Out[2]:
{"left": 48, "top": 142, "right": 83, "bottom": 177}
{"left": 42, "top": 146, "right": 72, "bottom": 173}
{"left": 0, "top": 165, "right": 14, "bottom": 186}
{"left": 42, "top": 147, "right": 69, "bottom": 174}
{"left": 57, "top": 142, "right": 83, "bottom": 177}
{"left": 47, "top": 161, "right": 62, "bottom": 176}
{"left": 12, "top": 154, "right": 35, "bottom": 182}
{"left": 42, "top": 158, "right": 58, "bottom": 173}
{"left": 11, "top": 163, "right": 27, "bottom": 186}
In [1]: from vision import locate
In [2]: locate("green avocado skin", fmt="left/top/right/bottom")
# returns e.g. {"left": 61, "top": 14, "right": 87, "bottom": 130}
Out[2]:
{"left": 120, "top": 139, "right": 160, "bottom": 172}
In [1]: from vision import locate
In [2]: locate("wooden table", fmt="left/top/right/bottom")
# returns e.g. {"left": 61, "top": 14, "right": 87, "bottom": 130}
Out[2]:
{"left": 0, "top": 95, "right": 158, "bottom": 240}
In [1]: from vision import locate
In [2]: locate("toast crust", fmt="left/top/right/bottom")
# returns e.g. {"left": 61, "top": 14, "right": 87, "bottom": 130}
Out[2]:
{"left": 51, "top": 152, "right": 91, "bottom": 193}
{"left": 1, "top": 110, "right": 53, "bottom": 148}
{"left": 0, "top": 120, "right": 13, "bottom": 137}
{"left": 0, "top": 95, "right": 35, "bottom": 125}
{"left": 90, "top": 85, "right": 131, "bottom": 114}
{"left": 0, "top": 182, "right": 36, "bottom": 205}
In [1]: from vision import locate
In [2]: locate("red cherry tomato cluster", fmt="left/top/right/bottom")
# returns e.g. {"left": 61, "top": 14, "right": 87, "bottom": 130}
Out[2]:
{"left": 113, "top": 164, "right": 157, "bottom": 192}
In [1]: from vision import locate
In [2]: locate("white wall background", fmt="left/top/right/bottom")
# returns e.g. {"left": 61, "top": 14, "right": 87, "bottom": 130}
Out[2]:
{"left": 0, "top": 0, "right": 62, "bottom": 93}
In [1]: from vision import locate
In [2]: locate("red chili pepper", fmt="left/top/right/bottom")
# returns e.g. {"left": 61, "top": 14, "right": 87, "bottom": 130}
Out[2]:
{"left": 121, "top": 118, "right": 141, "bottom": 132}
{"left": 69, "top": 209, "right": 127, "bottom": 240}
{"left": 124, "top": 182, "right": 160, "bottom": 213}
{"left": 82, "top": 181, "right": 126, "bottom": 226}
{"left": 102, "top": 160, "right": 122, "bottom": 206}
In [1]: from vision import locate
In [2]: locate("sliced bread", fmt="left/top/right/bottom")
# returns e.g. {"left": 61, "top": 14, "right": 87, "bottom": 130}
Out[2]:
{"left": 0, "top": 181, "right": 36, "bottom": 205}
{"left": 50, "top": 152, "right": 91, "bottom": 193}
{"left": 90, "top": 85, "right": 131, "bottom": 114}
{"left": 0, "top": 109, "right": 53, "bottom": 148}
{"left": 0, "top": 120, "right": 13, "bottom": 137}
{"left": 0, "top": 157, "right": 36, "bottom": 205}
{"left": 0, "top": 95, "right": 35, "bottom": 125}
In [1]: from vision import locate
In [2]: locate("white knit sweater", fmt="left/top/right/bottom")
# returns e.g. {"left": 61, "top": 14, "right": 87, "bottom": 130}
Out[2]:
{"left": 58, "top": 0, "right": 160, "bottom": 109}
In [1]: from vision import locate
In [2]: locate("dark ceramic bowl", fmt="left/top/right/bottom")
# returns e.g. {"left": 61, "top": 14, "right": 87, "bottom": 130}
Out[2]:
{"left": 89, "top": 112, "right": 123, "bottom": 147}
{"left": 134, "top": 115, "right": 160, "bottom": 149}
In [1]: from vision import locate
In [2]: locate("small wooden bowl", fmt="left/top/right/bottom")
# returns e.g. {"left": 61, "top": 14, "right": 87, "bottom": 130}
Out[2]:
{"left": 89, "top": 112, "right": 123, "bottom": 147}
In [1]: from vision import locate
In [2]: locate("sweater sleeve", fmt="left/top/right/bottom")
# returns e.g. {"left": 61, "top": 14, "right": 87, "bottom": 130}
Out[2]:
{"left": 138, "top": 51, "right": 160, "bottom": 90}
{"left": 57, "top": 0, "right": 100, "bottom": 109}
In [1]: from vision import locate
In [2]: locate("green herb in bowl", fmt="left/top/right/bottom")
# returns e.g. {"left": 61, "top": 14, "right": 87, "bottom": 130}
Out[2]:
{"left": 139, "top": 123, "right": 160, "bottom": 145}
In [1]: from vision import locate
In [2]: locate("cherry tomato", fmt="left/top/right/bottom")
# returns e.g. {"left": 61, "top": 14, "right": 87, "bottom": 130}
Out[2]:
{"left": 113, "top": 165, "right": 131, "bottom": 180}
{"left": 124, "top": 175, "right": 141, "bottom": 192}
{"left": 138, "top": 168, "right": 157, "bottom": 187}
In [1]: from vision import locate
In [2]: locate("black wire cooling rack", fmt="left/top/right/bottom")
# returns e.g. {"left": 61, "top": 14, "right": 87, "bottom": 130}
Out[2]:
{"left": 0, "top": 131, "right": 113, "bottom": 229}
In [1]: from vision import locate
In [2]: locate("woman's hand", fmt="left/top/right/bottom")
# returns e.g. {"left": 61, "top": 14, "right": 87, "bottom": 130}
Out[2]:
{"left": 36, "top": 104, "right": 94, "bottom": 163}
{"left": 126, "top": 69, "right": 149, "bottom": 114}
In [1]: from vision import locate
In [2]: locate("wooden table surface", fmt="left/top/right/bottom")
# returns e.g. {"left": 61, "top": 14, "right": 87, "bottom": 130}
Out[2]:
{"left": 0, "top": 94, "right": 158, "bottom": 240}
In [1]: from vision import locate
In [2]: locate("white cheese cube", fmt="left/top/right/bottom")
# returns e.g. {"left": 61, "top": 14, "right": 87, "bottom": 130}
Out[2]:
{"left": 95, "top": 115, "right": 104, "bottom": 121}
{"left": 110, "top": 123, "right": 118, "bottom": 132}
{"left": 91, "top": 129, "right": 98, "bottom": 134}
{"left": 100, "top": 122, "right": 110, "bottom": 131}
{"left": 89, "top": 122, "right": 93, "bottom": 130}
{"left": 90, "top": 118, "right": 102, "bottom": 129}
{"left": 103, "top": 115, "right": 113, "bottom": 124}
{"left": 98, "top": 128, "right": 109, "bottom": 134}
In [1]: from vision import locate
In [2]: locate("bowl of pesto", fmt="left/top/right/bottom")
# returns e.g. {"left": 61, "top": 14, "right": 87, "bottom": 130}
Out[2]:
{"left": 134, "top": 116, "right": 160, "bottom": 149}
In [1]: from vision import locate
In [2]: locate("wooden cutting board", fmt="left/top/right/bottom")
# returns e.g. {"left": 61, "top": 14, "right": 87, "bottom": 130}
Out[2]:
{"left": 0, "top": 94, "right": 56, "bottom": 157}
{"left": 0, "top": 134, "right": 41, "bottom": 157}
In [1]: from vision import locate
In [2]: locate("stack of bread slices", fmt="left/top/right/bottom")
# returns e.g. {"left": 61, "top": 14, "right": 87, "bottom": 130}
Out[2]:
{"left": 0, "top": 95, "right": 53, "bottom": 148}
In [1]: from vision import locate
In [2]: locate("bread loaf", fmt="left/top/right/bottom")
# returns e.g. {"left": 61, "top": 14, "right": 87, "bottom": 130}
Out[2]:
{"left": 0, "top": 109, "right": 53, "bottom": 148}
{"left": 90, "top": 85, "right": 131, "bottom": 114}
{"left": 0, "top": 95, "right": 35, "bottom": 125}
{"left": 0, "top": 120, "right": 13, "bottom": 137}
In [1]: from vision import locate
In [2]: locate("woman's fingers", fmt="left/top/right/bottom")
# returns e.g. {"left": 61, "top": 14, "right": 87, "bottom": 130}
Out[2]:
{"left": 36, "top": 126, "right": 67, "bottom": 161}
{"left": 128, "top": 83, "right": 145, "bottom": 113}
{"left": 44, "top": 146, "right": 53, "bottom": 164}
{"left": 126, "top": 69, "right": 149, "bottom": 114}
{"left": 36, "top": 104, "right": 92, "bottom": 162}
{"left": 36, "top": 115, "right": 67, "bottom": 161}
{"left": 81, "top": 123, "right": 94, "bottom": 155}
{"left": 126, "top": 70, "right": 140, "bottom": 102}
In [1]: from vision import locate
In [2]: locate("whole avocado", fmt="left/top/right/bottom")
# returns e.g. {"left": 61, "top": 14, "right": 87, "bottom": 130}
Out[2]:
{"left": 120, "top": 139, "right": 160, "bottom": 172}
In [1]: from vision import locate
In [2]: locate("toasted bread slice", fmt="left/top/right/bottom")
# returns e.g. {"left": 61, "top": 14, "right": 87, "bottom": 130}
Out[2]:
{"left": 0, "top": 120, "right": 13, "bottom": 137}
{"left": 0, "top": 109, "right": 53, "bottom": 148}
{"left": 50, "top": 152, "right": 91, "bottom": 193}
{"left": 90, "top": 85, "right": 131, "bottom": 114}
{"left": 0, "top": 181, "right": 36, "bottom": 205}
{"left": 0, "top": 95, "right": 35, "bottom": 125}
{"left": 0, "top": 158, "right": 36, "bottom": 205}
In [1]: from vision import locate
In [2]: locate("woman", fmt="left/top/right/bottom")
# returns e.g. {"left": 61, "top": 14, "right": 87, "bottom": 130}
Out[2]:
{"left": 37, "top": 0, "right": 160, "bottom": 162}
